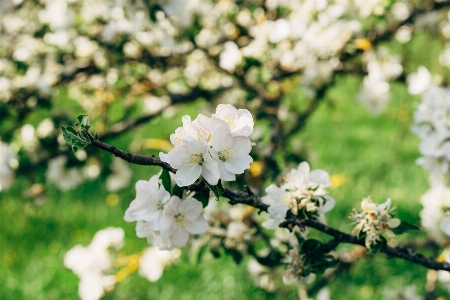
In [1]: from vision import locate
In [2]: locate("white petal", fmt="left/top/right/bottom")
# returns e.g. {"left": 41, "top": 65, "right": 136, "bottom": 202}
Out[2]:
{"left": 225, "top": 154, "right": 252, "bottom": 174}
{"left": 218, "top": 162, "right": 236, "bottom": 181}
{"left": 159, "top": 152, "right": 171, "bottom": 164}
{"left": 159, "top": 215, "right": 175, "bottom": 238}
{"left": 167, "top": 146, "right": 190, "bottom": 168}
{"left": 171, "top": 226, "right": 190, "bottom": 247}
{"left": 185, "top": 215, "right": 209, "bottom": 234}
{"left": 309, "top": 170, "right": 330, "bottom": 187}
{"left": 179, "top": 197, "right": 202, "bottom": 220}
{"left": 174, "top": 164, "right": 202, "bottom": 186}
{"left": 201, "top": 155, "right": 220, "bottom": 185}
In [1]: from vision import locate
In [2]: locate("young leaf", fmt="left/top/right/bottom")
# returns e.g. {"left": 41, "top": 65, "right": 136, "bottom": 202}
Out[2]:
{"left": 195, "top": 191, "right": 210, "bottom": 208}
{"left": 172, "top": 184, "right": 184, "bottom": 198}
{"left": 367, "top": 237, "right": 387, "bottom": 254}
{"left": 204, "top": 179, "right": 225, "bottom": 199}
{"left": 391, "top": 221, "right": 421, "bottom": 235}
{"left": 160, "top": 169, "right": 172, "bottom": 192}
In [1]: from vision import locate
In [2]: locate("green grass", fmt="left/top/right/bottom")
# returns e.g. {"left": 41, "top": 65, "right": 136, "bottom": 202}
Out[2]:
{"left": 0, "top": 79, "right": 438, "bottom": 299}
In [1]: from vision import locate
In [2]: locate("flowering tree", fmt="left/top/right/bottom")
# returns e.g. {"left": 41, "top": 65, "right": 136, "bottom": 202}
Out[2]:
{"left": 4, "top": 0, "right": 450, "bottom": 299}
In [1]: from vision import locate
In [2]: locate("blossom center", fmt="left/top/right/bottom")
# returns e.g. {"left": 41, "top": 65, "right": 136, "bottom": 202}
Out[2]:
{"left": 189, "top": 153, "right": 204, "bottom": 165}
{"left": 218, "top": 147, "right": 234, "bottom": 162}
{"left": 174, "top": 213, "right": 186, "bottom": 226}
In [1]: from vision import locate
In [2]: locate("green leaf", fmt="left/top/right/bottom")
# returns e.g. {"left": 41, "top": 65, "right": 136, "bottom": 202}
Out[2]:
{"left": 368, "top": 237, "right": 387, "bottom": 254}
{"left": 172, "top": 184, "right": 184, "bottom": 198}
{"left": 301, "top": 239, "right": 322, "bottom": 254}
{"left": 195, "top": 191, "right": 210, "bottom": 208}
{"left": 160, "top": 169, "right": 172, "bottom": 193}
{"left": 61, "top": 125, "right": 90, "bottom": 154}
{"left": 204, "top": 179, "right": 225, "bottom": 199}
{"left": 391, "top": 221, "right": 421, "bottom": 235}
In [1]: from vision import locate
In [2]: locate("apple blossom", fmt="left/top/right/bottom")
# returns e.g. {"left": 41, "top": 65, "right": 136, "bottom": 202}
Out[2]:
{"left": 160, "top": 196, "right": 208, "bottom": 247}
{"left": 351, "top": 197, "right": 400, "bottom": 249}
{"left": 124, "top": 173, "right": 171, "bottom": 231}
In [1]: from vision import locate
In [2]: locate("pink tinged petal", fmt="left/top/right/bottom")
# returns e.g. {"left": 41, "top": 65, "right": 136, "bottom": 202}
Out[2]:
{"left": 185, "top": 215, "right": 209, "bottom": 234}
{"left": 179, "top": 197, "right": 203, "bottom": 219}
{"left": 225, "top": 154, "right": 253, "bottom": 174}
{"left": 171, "top": 226, "right": 190, "bottom": 247}
{"left": 174, "top": 164, "right": 202, "bottom": 186}
{"left": 219, "top": 162, "right": 235, "bottom": 181}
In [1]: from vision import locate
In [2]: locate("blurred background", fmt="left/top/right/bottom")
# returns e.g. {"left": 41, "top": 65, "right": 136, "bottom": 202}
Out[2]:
{"left": 2, "top": 0, "right": 450, "bottom": 299}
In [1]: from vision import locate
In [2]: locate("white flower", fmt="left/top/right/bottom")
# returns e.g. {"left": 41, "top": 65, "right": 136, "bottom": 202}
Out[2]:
{"left": 138, "top": 246, "right": 180, "bottom": 282}
{"left": 160, "top": 196, "right": 208, "bottom": 247}
{"left": 46, "top": 156, "right": 85, "bottom": 191}
{"left": 209, "top": 118, "right": 253, "bottom": 181}
{"left": 407, "top": 66, "right": 432, "bottom": 95}
{"left": 357, "top": 76, "right": 390, "bottom": 115}
{"left": 166, "top": 138, "right": 219, "bottom": 186}
{"left": 219, "top": 41, "right": 242, "bottom": 71}
{"left": 124, "top": 173, "right": 171, "bottom": 230}
{"left": 420, "top": 185, "right": 450, "bottom": 242}
{"left": 262, "top": 184, "right": 293, "bottom": 219}
{"left": 64, "top": 227, "right": 124, "bottom": 300}
{"left": 351, "top": 197, "right": 400, "bottom": 248}
{"left": 212, "top": 104, "right": 254, "bottom": 137}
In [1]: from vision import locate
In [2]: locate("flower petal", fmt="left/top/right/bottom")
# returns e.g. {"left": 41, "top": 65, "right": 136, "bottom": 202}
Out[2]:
{"left": 185, "top": 215, "right": 209, "bottom": 234}
{"left": 179, "top": 197, "right": 202, "bottom": 219}
{"left": 171, "top": 226, "right": 190, "bottom": 247}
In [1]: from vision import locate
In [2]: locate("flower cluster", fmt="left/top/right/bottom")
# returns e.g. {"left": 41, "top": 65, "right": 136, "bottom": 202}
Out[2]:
{"left": 138, "top": 246, "right": 180, "bottom": 282}
{"left": 261, "top": 162, "right": 335, "bottom": 229}
{"left": 124, "top": 173, "right": 208, "bottom": 250}
{"left": 412, "top": 85, "right": 450, "bottom": 182}
{"left": 419, "top": 185, "right": 450, "bottom": 243}
{"left": 350, "top": 197, "right": 400, "bottom": 249}
{"left": 160, "top": 104, "right": 254, "bottom": 187}
{"left": 282, "top": 247, "right": 315, "bottom": 285}
{"left": 64, "top": 227, "right": 125, "bottom": 300}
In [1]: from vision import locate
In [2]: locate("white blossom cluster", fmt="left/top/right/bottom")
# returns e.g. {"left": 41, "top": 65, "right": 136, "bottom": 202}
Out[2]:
{"left": 125, "top": 172, "right": 208, "bottom": 250}
{"left": 350, "top": 197, "right": 400, "bottom": 249}
{"left": 412, "top": 85, "right": 450, "bottom": 182}
{"left": 419, "top": 185, "right": 450, "bottom": 243}
{"left": 281, "top": 247, "right": 315, "bottom": 285}
{"left": 138, "top": 246, "right": 180, "bottom": 282}
{"left": 0, "top": 140, "right": 17, "bottom": 192}
{"left": 64, "top": 227, "right": 125, "bottom": 300}
{"left": 64, "top": 227, "right": 180, "bottom": 300}
{"left": 160, "top": 104, "right": 254, "bottom": 187}
{"left": 411, "top": 85, "right": 450, "bottom": 242}
{"left": 261, "top": 161, "right": 335, "bottom": 229}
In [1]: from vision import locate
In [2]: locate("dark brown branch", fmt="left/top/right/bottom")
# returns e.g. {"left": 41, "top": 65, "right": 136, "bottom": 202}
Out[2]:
{"left": 84, "top": 131, "right": 176, "bottom": 172}
{"left": 85, "top": 136, "right": 450, "bottom": 272}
